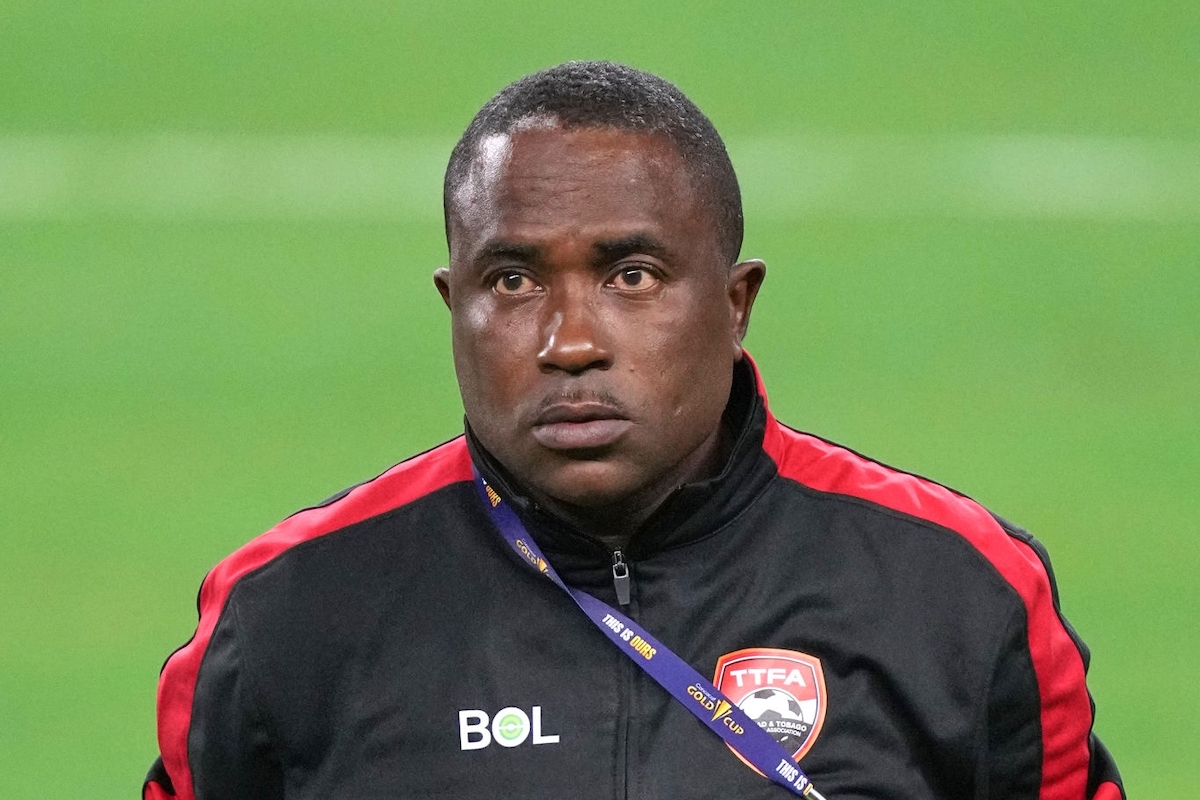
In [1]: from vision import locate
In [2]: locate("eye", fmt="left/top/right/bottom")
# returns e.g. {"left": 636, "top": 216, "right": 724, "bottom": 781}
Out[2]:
{"left": 492, "top": 271, "right": 540, "bottom": 296}
{"left": 609, "top": 266, "right": 661, "bottom": 292}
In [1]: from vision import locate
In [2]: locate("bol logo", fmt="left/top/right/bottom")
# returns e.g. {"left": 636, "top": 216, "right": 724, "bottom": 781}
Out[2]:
{"left": 458, "top": 706, "right": 560, "bottom": 751}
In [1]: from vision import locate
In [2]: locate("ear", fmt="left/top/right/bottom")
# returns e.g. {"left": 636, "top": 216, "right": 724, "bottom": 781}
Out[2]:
{"left": 433, "top": 267, "right": 452, "bottom": 310}
{"left": 727, "top": 259, "right": 766, "bottom": 358}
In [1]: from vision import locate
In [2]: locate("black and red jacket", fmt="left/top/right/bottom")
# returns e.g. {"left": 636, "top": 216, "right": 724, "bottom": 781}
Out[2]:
{"left": 146, "top": 360, "right": 1123, "bottom": 799}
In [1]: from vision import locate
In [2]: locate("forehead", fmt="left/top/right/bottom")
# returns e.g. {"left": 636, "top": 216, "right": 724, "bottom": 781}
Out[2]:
{"left": 449, "top": 126, "right": 709, "bottom": 256}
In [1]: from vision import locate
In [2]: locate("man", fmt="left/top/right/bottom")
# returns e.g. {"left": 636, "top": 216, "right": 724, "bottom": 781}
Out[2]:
{"left": 145, "top": 61, "right": 1124, "bottom": 799}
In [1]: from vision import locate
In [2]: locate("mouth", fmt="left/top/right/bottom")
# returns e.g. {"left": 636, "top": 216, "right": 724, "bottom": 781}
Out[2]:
{"left": 531, "top": 402, "right": 633, "bottom": 451}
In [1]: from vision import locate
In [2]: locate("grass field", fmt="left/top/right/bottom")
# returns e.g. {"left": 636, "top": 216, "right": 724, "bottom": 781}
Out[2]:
{"left": 2, "top": 2, "right": 1198, "bottom": 797}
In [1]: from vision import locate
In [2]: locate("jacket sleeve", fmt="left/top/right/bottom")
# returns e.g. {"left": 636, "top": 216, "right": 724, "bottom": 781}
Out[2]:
{"left": 144, "top": 589, "right": 282, "bottom": 800}
{"left": 984, "top": 524, "right": 1125, "bottom": 800}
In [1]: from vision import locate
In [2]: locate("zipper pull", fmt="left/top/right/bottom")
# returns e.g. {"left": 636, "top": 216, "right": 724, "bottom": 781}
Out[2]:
{"left": 611, "top": 550, "right": 631, "bottom": 607}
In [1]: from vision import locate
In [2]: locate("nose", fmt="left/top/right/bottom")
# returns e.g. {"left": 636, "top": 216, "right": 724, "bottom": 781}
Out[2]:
{"left": 537, "top": 288, "right": 613, "bottom": 375}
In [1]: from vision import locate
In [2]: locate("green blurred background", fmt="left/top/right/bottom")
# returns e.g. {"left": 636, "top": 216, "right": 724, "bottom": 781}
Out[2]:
{"left": 2, "top": 1, "right": 1197, "bottom": 796}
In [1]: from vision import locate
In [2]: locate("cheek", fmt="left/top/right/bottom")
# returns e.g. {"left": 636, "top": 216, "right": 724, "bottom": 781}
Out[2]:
{"left": 451, "top": 299, "right": 535, "bottom": 409}
{"left": 622, "top": 315, "right": 731, "bottom": 414}
{"left": 636, "top": 300, "right": 730, "bottom": 369}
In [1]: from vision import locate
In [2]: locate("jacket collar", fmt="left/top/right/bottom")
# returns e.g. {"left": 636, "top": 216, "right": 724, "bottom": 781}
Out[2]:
{"left": 466, "top": 357, "right": 777, "bottom": 560}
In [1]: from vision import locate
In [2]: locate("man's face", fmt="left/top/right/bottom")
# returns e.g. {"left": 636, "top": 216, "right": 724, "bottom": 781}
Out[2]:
{"left": 436, "top": 125, "right": 763, "bottom": 516}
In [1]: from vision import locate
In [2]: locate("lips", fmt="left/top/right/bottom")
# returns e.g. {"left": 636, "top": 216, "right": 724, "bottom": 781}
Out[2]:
{"left": 531, "top": 402, "right": 632, "bottom": 451}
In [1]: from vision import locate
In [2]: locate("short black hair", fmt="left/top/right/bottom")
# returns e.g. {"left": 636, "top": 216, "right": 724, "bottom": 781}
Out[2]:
{"left": 444, "top": 61, "right": 743, "bottom": 265}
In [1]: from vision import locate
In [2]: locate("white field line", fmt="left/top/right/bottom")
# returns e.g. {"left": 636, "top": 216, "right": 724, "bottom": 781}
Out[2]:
{"left": 1, "top": 133, "right": 1198, "bottom": 221}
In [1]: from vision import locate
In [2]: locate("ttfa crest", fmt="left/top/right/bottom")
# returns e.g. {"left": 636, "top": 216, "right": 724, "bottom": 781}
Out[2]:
{"left": 713, "top": 647, "right": 827, "bottom": 763}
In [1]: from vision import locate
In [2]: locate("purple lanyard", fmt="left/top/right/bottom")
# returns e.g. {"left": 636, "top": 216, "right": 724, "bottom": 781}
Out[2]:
{"left": 474, "top": 469, "right": 828, "bottom": 799}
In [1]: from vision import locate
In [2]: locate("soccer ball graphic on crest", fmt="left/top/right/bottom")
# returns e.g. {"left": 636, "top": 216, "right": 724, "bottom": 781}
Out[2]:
{"left": 737, "top": 687, "right": 812, "bottom": 751}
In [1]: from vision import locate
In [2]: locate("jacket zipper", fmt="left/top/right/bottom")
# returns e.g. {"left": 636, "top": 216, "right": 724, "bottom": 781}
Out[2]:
{"left": 611, "top": 549, "right": 631, "bottom": 606}
{"left": 610, "top": 548, "right": 634, "bottom": 799}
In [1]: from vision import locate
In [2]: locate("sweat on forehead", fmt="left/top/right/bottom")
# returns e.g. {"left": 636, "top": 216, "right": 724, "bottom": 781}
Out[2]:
{"left": 442, "top": 61, "right": 744, "bottom": 265}
{"left": 444, "top": 124, "right": 721, "bottom": 274}
{"left": 449, "top": 123, "right": 689, "bottom": 220}
{"left": 451, "top": 131, "right": 514, "bottom": 209}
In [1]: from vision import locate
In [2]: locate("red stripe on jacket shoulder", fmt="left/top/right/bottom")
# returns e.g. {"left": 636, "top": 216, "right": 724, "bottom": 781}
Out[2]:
{"left": 143, "top": 781, "right": 172, "bottom": 800}
{"left": 152, "top": 436, "right": 473, "bottom": 800}
{"left": 762, "top": 414, "right": 1091, "bottom": 800}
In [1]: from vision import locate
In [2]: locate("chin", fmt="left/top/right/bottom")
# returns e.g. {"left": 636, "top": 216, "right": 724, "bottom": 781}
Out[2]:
{"left": 534, "top": 460, "right": 643, "bottom": 510}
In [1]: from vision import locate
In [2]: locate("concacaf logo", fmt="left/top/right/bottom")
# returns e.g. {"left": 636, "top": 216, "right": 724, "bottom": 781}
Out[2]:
{"left": 713, "top": 647, "right": 827, "bottom": 764}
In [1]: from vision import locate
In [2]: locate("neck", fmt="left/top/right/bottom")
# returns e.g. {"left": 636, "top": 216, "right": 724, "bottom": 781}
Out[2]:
{"left": 531, "top": 494, "right": 656, "bottom": 552}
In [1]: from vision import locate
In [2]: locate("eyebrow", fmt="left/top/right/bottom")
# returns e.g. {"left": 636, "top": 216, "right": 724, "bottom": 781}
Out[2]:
{"left": 469, "top": 233, "right": 671, "bottom": 270}
{"left": 591, "top": 234, "right": 670, "bottom": 266}
{"left": 472, "top": 241, "right": 540, "bottom": 266}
